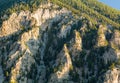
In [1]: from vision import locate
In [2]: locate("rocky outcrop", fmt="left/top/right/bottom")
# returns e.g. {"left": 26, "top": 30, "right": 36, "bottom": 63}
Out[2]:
{"left": 48, "top": 44, "right": 73, "bottom": 83}
{"left": 111, "top": 30, "right": 120, "bottom": 46}
{"left": 68, "top": 30, "right": 82, "bottom": 60}
{"left": 97, "top": 25, "right": 108, "bottom": 47}
{"left": 0, "top": 11, "right": 31, "bottom": 37}
{"left": 0, "top": 2, "right": 74, "bottom": 83}
{"left": 98, "top": 68, "right": 120, "bottom": 83}
{"left": 10, "top": 52, "right": 36, "bottom": 83}
{"left": 0, "top": 1, "right": 120, "bottom": 83}
{"left": 104, "top": 68, "right": 120, "bottom": 83}
{"left": 110, "top": 30, "right": 120, "bottom": 59}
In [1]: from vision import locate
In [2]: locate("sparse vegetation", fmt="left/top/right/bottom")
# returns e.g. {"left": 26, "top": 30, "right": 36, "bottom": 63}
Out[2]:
{"left": 10, "top": 79, "right": 18, "bottom": 83}
{"left": 109, "top": 63, "right": 115, "bottom": 70}
{"left": 52, "top": 0, "right": 120, "bottom": 28}
{"left": 0, "top": 0, "right": 120, "bottom": 83}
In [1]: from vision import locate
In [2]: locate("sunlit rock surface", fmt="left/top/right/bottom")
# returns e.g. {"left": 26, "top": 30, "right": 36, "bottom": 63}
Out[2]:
{"left": 0, "top": 1, "right": 120, "bottom": 83}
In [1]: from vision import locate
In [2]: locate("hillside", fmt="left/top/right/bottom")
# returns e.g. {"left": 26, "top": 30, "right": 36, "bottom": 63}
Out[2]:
{"left": 0, "top": 0, "right": 120, "bottom": 83}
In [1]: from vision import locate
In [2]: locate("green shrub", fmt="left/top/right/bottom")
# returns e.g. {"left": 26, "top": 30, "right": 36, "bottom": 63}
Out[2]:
{"left": 109, "top": 63, "right": 115, "bottom": 70}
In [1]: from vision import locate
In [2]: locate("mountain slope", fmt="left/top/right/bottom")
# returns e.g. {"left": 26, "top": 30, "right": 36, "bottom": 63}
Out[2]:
{"left": 0, "top": 0, "right": 120, "bottom": 83}
{"left": 81, "top": 0, "right": 120, "bottom": 23}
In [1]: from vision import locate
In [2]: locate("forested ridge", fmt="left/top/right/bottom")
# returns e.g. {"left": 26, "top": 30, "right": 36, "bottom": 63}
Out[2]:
{"left": 0, "top": 0, "right": 120, "bottom": 28}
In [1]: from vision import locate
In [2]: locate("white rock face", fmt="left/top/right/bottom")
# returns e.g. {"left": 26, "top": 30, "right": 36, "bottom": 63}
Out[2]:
{"left": 10, "top": 52, "right": 35, "bottom": 83}
{"left": 59, "top": 25, "right": 71, "bottom": 38}
{"left": 0, "top": 2, "right": 73, "bottom": 83}
{"left": 0, "top": 3, "right": 70, "bottom": 37}
{"left": 110, "top": 30, "right": 120, "bottom": 58}
{"left": 0, "top": 11, "right": 31, "bottom": 37}
{"left": 72, "top": 30, "right": 82, "bottom": 50}
{"left": 112, "top": 30, "right": 120, "bottom": 46}
{"left": 1, "top": 1, "right": 120, "bottom": 83}
{"left": 111, "top": 30, "right": 120, "bottom": 49}
{"left": 20, "top": 27, "right": 39, "bottom": 50}
{"left": 103, "top": 68, "right": 120, "bottom": 83}
{"left": 48, "top": 44, "right": 73, "bottom": 83}
{"left": 97, "top": 25, "right": 108, "bottom": 47}
{"left": 68, "top": 30, "right": 82, "bottom": 60}
{"left": 32, "top": 4, "right": 70, "bottom": 26}
{"left": 74, "top": 31, "right": 82, "bottom": 50}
